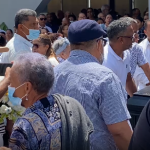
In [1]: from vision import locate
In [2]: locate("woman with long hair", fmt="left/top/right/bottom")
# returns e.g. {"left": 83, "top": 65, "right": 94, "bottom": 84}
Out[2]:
{"left": 58, "top": 24, "right": 69, "bottom": 38}
{"left": 32, "top": 34, "right": 59, "bottom": 67}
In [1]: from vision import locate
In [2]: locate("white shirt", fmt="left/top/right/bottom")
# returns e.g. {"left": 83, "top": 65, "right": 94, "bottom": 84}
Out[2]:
{"left": 39, "top": 25, "right": 53, "bottom": 33}
{"left": 0, "top": 33, "right": 33, "bottom": 63}
{"left": 48, "top": 57, "right": 59, "bottom": 67}
{"left": 133, "top": 38, "right": 150, "bottom": 90}
{"left": 103, "top": 44, "right": 131, "bottom": 87}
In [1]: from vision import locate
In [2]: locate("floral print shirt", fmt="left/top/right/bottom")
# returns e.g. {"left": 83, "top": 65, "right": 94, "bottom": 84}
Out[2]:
{"left": 9, "top": 95, "right": 61, "bottom": 150}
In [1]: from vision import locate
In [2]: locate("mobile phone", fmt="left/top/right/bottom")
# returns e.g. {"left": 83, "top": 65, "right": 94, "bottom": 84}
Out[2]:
{"left": 0, "top": 63, "right": 12, "bottom": 76}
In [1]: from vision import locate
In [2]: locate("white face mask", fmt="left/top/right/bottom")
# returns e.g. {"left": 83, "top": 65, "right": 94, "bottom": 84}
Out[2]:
{"left": 22, "top": 24, "right": 40, "bottom": 41}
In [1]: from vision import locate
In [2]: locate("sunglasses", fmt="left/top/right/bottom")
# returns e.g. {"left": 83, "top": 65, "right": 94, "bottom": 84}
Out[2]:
{"left": 33, "top": 44, "right": 40, "bottom": 49}
{"left": 40, "top": 18, "right": 47, "bottom": 21}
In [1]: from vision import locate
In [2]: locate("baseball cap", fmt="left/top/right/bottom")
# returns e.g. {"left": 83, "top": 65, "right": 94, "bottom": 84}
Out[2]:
{"left": 68, "top": 19, "right": 107, "bottom": 44}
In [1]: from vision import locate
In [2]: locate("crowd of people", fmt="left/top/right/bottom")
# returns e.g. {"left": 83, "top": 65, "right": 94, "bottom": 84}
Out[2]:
{"left": 0, "top": 3, "right": 150, "bottom": 150}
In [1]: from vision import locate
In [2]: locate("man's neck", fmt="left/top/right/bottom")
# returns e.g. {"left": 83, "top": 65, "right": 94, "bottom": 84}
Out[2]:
{"left": 16, "top": 32, "right": 30, "bottom": 41}
{"left": 109, "top": 43, "right": 123, "bottom": 58}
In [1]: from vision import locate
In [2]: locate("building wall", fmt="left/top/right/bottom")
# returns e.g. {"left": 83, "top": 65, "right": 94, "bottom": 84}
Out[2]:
{"left": 48, "top": 0, "right": 61, "bottom": 14}
{"left": 91, "top": 0, "right": 109, "bottom": 9}
{"left": 115, "top": 0, "right": 130, "bottom": 15}
{"left": 134, "top": 0, "right": 148, "bottom": 16}
{"left": 48, "top": 0, "right": 87, "bottom": 16}
{"left": 0, "top": 0, "right": 42, "bottom": 29}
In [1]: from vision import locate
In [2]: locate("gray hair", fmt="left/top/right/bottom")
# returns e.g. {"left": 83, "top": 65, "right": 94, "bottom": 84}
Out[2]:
{"left": 13, "top": 53, "right": 54, "bottom": 94}
{"left": 120, "top": 17, "right": 137, "bottom": 24}
{"left": 15, "top": 9, "right": 37, "bottom": 29}
{"left": 107, "top": 19, "right": 131, "bottom": 41}
{"left": 52, "top": 38, "right": 70, "bottom": 55}
{"left": 101, "top": 4, "right": 109, "bottom": 12}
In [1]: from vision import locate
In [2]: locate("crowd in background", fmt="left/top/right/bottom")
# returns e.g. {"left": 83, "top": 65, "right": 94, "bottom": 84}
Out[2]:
{"left": 0, "top": 3, "right": 150, "bottom": 150}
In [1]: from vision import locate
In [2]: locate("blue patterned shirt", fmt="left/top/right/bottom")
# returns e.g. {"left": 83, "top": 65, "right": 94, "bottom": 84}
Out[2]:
{"left": 51, "top": 50, "right": 131, "bottom": 150}
{"left": 9, "top": 96, "right": 61, "bottom": 150}
{"left": 129, "top": 43, "right": 147, "bottom": 77}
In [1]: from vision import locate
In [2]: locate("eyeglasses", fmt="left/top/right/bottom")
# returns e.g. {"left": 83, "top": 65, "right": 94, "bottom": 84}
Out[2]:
{"left": 117, "top": 35, "right": 134, "bottom": 41}
{"left": 40, "top": 18, "right": 47, "bottom": 21}
{"left": 97, "top": 37, "right": 107, "bottom": 46}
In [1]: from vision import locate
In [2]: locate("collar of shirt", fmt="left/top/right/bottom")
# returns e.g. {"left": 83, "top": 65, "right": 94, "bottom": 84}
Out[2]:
{"left": 39, "top": 25, "right": 47, "bottom": 29}
{"left": 107, "top": 44, "right": 127, "bottom": 61}
{"left": 57, "top": 57, "right": 65, "bottom": 63}
{"left": 14, "top": 33, "right": 33, "bottom": 47}
{"left": 139, "top": 38, "right": 150, "bottom": 50}
{"left": 69, "top": 50, "right": 99, "bottom": 63}
{"left": 23, "top": 95, "right": 54, "bottom": 116}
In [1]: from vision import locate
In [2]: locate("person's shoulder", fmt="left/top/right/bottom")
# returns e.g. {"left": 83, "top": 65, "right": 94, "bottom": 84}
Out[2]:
{"left": 46, "top": 26, "right": 53, "bottom": 32}
{"left": 139, "top": 38, "right": 147, "bottom": 46}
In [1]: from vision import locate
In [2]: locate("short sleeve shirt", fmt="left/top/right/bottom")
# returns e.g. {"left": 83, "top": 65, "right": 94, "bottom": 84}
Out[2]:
{"left": 129, "top": 43, "right": 147, "bottom": 77}
{"left": 51, "top": 50, "right": 131, "bottom": 150}
{"left": 103, "top": 44, "right": 131, "bottom": 87}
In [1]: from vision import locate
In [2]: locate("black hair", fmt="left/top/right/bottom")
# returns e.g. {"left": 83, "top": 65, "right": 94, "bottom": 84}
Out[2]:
{"left": 97, "top": 18, "right": 104, "bottom": 23}
{"left": 136, "top": 16, "right": 144, "bottom": 23}
{"left": 15, "top": 9, "right": 37, "bottom": 28}
{"left": 0, "top": 36, "right": 6, "bottom": 46}
{"left": 68, "top": 14, "right": 76, "bottom": 21}
{"left": 7, "top": 29, "right": 13, "bottom": 34}
{"left": 87, "top": 8, "right": 94, "bottom": 12}
{"left": 132, "top": 8, "right": 141, "bottom": 17}
{"left": 81, "top": 9, "right": 87, "bottom": 15}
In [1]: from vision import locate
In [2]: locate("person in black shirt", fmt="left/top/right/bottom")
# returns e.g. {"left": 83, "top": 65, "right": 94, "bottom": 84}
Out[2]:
{"left": 129, "top": 100, "right": 150, "bottom": 150}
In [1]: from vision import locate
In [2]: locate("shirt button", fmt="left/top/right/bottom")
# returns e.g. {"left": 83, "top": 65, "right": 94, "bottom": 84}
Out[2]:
{"left": 69, "top": 111, "right": 72, "bottom": 116}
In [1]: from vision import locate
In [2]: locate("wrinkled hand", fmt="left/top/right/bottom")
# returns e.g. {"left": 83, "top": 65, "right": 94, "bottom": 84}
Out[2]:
{"left": 0, "top": 147, "right": 11, "bottom": 150}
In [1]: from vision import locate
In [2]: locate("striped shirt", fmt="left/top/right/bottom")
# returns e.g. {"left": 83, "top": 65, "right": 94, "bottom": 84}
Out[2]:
{"left": 51, "top": 50, "right": 131, "bottom": 150}
{"left": 0, "top": 123, "right": 5, "bottom": 134}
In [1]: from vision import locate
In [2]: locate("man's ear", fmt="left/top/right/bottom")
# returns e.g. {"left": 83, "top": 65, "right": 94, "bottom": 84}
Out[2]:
{"left": 18, "top": 24, "right": 23, "bottom": 31}
{"left": 24, "top": 82, "right": 32, "bottom": 95}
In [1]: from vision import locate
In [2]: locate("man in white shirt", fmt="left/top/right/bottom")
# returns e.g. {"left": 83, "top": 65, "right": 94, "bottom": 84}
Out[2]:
{"left": 38, "top": 14, "right": 53, "bottom": 33}
{"left": 134, "top": 20, "right": 150, "bottom": 90}
{"left": 103, "top": 19, "right": 137, "bottom": 97}
{"left": 0, "top": 9, "right": 40, "bottom": 63}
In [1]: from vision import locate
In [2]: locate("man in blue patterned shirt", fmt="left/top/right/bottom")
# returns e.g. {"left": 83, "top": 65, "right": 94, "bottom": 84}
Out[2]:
{"left": 51, "top": 19, "right": 133, "bottom": 150}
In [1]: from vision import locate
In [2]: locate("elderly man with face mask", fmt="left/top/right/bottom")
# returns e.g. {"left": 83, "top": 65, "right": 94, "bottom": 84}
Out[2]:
{"left": 0, "top": 9, "right": 40, "bottom": 63}
{"left": 51, "top": 19, "right": 133, "bottom": 150}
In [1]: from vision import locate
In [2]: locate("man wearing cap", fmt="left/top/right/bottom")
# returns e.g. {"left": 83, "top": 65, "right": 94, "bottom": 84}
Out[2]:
{"left": 103, "top": 19, "right": 137, "bottom": 97}
{"left": 51, "top": 19, "right": 132, "bottom": 150}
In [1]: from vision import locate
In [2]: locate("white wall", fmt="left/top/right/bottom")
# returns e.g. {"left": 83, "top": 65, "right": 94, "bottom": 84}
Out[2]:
{"left": 0, "top": 0, "right": 42, "bottom": 29}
